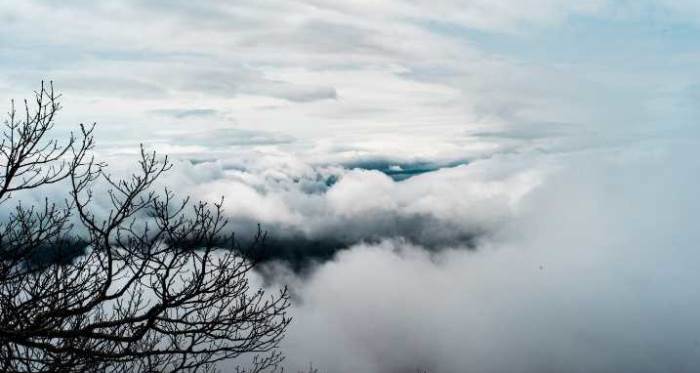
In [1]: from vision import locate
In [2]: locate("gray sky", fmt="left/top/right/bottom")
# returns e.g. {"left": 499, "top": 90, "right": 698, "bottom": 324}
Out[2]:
{"left": 2, "top": 1, "right": 698, "bottom": 153}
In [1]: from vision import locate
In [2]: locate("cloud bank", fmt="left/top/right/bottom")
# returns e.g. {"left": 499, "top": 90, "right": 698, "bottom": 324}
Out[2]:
{"left": 264, "top": 141, "right": 700, "bottom": 373}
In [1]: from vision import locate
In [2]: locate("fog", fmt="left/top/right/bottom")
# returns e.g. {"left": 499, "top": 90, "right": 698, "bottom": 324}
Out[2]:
{"left": 264, "top": 141, "right": 700, "bottom": 373}
{"left": 4, "top": 122, "right": 699, "bottom": 372}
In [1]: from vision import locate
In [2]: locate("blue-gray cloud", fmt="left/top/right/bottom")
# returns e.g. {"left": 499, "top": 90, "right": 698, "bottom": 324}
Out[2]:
{"left": 152, "top": 108, "right": 219, "bottom": 119}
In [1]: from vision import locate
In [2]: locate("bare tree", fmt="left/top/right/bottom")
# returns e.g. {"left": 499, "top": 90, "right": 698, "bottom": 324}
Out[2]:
{"left": 0, "top": 83, "right": 291, "bottom": 373}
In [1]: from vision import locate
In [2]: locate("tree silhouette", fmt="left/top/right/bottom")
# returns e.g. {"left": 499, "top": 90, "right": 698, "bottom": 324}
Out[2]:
{"left": 0, "top": 83, "right": 291, "bottom": 373}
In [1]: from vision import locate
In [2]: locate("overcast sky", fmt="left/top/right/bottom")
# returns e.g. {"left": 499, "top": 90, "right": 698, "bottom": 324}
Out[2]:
{"left": 2, "top": 1, "right": 699, "bottom": 151}
{"left": 2, "top": 1, "right": 700, "bottom": 372}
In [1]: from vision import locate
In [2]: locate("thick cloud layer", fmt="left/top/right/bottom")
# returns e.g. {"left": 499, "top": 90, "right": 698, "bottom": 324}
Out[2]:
{"left": 259, "top": 141, "right": 700, "bottom": 373}
{"left": 7, "top": 130, "right": 699, "bottom": 373}
{"left": 143, "top": 144, "right": 546, "bottom": 269}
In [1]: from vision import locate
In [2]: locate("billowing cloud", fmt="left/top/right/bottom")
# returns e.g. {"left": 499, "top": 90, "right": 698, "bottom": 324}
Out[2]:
{"left": 257, "top": 141, "right": 700, "bottom": 373}
{"left": 142, "top": 152, "right": 535, "bottom": 268}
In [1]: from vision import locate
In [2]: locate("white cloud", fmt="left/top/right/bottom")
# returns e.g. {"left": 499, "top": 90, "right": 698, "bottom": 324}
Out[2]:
{"left": 267, "top": 141, "right": 700, "bottom": 373}
{"left": 1, "top": 0, "right": 660, "bottom": 147}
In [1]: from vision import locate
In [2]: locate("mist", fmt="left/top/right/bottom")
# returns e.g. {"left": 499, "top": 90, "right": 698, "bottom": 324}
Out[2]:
{"left": 267, "top": 141, "right": 700, "bottom": 373}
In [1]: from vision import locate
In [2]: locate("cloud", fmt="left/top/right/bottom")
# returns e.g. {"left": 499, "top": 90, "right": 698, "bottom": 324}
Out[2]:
{"left": 171, "top": 128, "right": 296, "bottom": 147}
{"left": 6, "top": 133, "right": 699, "bottom": 372}
{"left": 3, "top": 2, "right": 700, "bottom": 371}
{"left": 147, "top": 148, "right": 544, "bottom": 269}
{"left": 10, "top": 139, "right": 538, "bottom": 270}
{"left": 152, "top": 108, "right": 219, "bottom": 119}
{"left": 255, "top": 140, "right": 700, "bottom": 373}
{"left": 3, "top": 0, "right": 679, "bottom": 147}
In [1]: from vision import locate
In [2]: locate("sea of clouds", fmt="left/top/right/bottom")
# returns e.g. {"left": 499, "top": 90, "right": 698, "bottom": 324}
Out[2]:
{"left": 9, "top": 129, "right": 700, "bottom": 373}
{"left": 3, "top": 86, "right": 699, "bottom": 372}
{"left": 249, "top": 139, "right": 700, "bottom": 373}
{"left": 110, "top": 135, "right": 699, "bottom": 373}
{"left": 2, "top": 1, "right": 700, "bottom": 372}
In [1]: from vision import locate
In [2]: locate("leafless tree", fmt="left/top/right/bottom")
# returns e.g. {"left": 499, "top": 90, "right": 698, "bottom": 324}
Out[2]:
{"left": 0, "top": 83, "right": 291, "bottom": 372}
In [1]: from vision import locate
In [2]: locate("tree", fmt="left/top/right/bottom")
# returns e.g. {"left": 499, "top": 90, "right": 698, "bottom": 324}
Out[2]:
{"left": 0, "top": 83, "right": 291, "bottom": 373}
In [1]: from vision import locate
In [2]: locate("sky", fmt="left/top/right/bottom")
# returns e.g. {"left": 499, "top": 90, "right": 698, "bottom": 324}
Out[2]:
{"left": 2, "top": 1, "right": 700, "bottom": 372}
